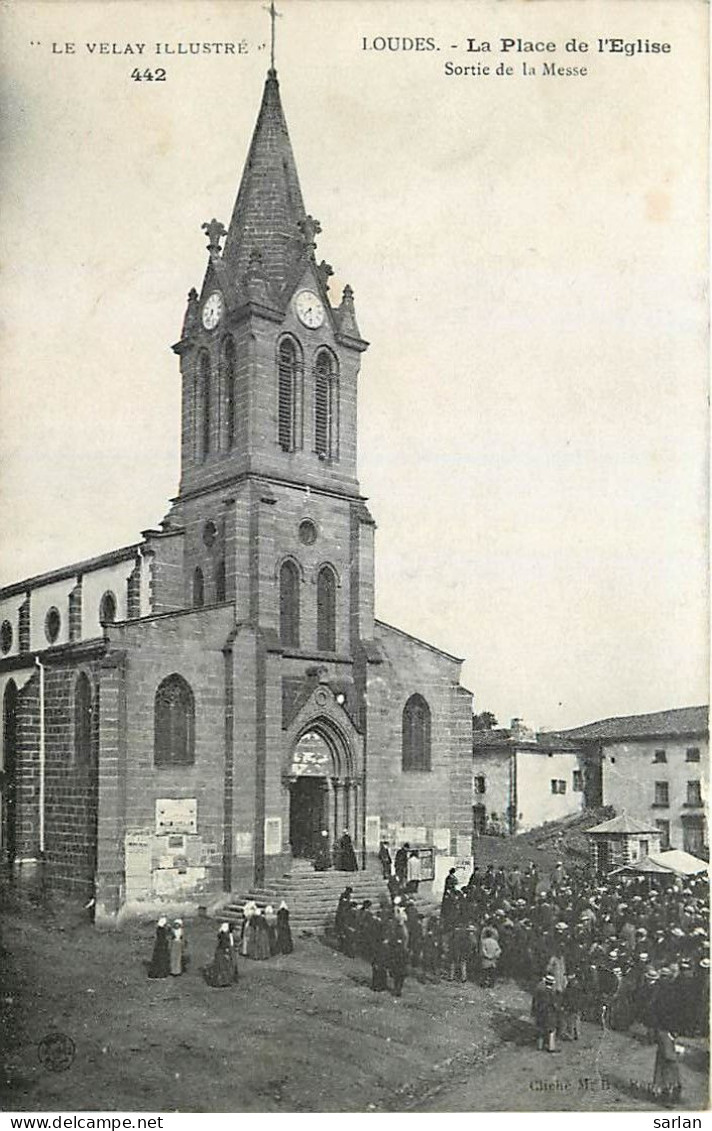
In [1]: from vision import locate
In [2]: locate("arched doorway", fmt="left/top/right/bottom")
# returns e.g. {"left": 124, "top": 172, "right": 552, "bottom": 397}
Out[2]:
{"left": 2, "top": 680, "right": 18, "bottom": 865}
{"left": 288, "top": 731, "right": 332, "bottom": 858}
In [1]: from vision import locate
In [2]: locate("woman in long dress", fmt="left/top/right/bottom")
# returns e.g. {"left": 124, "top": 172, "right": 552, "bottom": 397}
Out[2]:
{"left": 204, "top": 923, "right": 236, "bottom": 987}
{"left": 253, "top": 909, "right": 272, "bottom": 960}
{"left": 241, "top": 901, "right": 257, "bottom": 957}
{"left": 147, "top": 917, "right": 171, "bottom": 979}
{"left": 276, "top": 901, "right": 293, "bottom": 955}
{"left": 653, "top": 1029, "right": 682, "bottom": 1103}
{"left": 169, "top": 919, "right": 185, "bottom": 976}
{"left": 264, "top": 905, "right": 279, "bottom": 956}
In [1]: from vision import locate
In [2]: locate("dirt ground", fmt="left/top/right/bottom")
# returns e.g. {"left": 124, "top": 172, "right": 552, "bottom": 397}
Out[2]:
{"left": 1, "top": 894, "right": 708, "bottom": 1114}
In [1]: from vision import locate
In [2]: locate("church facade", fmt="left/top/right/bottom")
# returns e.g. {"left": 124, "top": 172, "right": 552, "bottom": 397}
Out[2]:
{"left": 0, "top": 69, "right": 473, "bottom": 922}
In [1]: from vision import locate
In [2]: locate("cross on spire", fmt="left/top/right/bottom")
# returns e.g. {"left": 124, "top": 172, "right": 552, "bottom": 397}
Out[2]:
{"left": 263, "top": 0, "right": 281, "bottom": 73}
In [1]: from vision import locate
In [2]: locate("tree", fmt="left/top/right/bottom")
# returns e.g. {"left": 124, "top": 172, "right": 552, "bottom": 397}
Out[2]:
{"left": 473, "top": 711, "right": 498, "bottom": 732}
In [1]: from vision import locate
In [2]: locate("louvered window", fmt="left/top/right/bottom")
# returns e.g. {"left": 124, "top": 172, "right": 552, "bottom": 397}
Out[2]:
{"left": 316, "top": 565, "right": 336, "bottom": 652}
{"left": 314, "top": 350, "right": 338, "bottom": 459}
{"left": 193, "top": 567, "right": 205, "bottom": 608}
{"left": 278, "top": 339, "right": 298, "bottom": 451}
{"left": 223, "top": 336, "right": 236, "bottom": 450}
{"left": 198, "top": 352, "right": 211, "bottom": 460}
{"left": 279, "top": 560, "right": 300, "bottom": 647}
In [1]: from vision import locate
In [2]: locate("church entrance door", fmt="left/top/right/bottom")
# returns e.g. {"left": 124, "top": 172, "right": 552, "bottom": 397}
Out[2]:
{"left": 289, "top": 778, "right": 326, "bottom": 858}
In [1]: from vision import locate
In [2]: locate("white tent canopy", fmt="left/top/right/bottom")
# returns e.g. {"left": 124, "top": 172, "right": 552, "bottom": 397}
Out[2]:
{"left": 615, "top": 849, "right": 709, "bottom": 877}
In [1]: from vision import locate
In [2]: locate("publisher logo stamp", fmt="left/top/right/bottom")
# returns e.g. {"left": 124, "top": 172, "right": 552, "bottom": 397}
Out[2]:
{"left": 37, "top": 1032, "right": 76, "bottom": 1072}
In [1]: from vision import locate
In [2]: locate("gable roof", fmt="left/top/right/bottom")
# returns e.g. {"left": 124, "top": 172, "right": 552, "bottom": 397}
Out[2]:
{"left": 553, "top": 705, "right": 708, "bottom": 742}
{"left": 587, "top": 813, "right": 660, "bottom": 835}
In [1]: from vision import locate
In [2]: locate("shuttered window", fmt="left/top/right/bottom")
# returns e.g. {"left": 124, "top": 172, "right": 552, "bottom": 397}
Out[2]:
{"left": 198, "top": 351, "right": 211, "bottom": 460}
{"left": 314, "top": 350, "right": 338, "bottom": 459}
{"left": 222, "top": 336, "right": 236, "bottom": 450}
{"left": 278, "top": 339, "right": 298, "bottom": 451}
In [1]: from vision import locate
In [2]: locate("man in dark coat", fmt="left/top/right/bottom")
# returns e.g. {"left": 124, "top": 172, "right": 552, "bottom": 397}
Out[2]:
{"left": 377, "top": 841, "right": 392, "bottom": 879}
{"left": 387, "top": 918, "right": 409, "bottom": 997}
{"left": 394, "top": 843, "right": 410, "bottom": 885}
{"left": 337, "top": 830, "right": 359, "bottom": 872}
{"left": 531, "top": 973, "right": 559, "bottom": 1052}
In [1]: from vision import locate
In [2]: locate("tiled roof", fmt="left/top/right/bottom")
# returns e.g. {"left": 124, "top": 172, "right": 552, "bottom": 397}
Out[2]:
{"left": 587, "top": 813, "right": 661, "bottom": 835}
{"left": 552, "top": 705, "right": 708, "bottom": 742}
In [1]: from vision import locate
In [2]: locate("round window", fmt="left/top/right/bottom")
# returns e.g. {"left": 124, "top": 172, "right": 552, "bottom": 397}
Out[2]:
{"left": 298, "top": 519, "right": 318, "bottom": 546}
{"left": 203, "top": 520, "right": 218, "bottom": 548}
{"left": 0, "top": 619, "right": 12, "bottom": 655}
{"left": 45, "top": 607, "right": 61, "bottom": 644}
{"left": 100, "top": 591, "right": 117, "bottom": 624}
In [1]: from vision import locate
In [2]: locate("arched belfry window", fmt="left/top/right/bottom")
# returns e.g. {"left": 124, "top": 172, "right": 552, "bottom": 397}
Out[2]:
{"left": 278, "top": 337, "right": 300, "bottom": 452}
{"left": 193, "top": 567, "right": 205, "bottom": 608}
{"left": 154, "top": 675, "right": 195, "bottom": 766}
{"left": 402, "top": 694, "right": 432, "bottom": 772}
{"left": 279, "top": 559, "right": 300, "bottom": 647}
{"left": 198, "top": 351, "right": 211, "bottom": 460}
{"left": 221, "top": 336, "right": 236, "bottom": 450}
{"left": 74, "top": 672, "right": 94, "bottom": 763}
{"left": 314, "top": 349, "right": 338, "bottom": 459}
{"left": 316, "top": 565, "right": 337, "bottom": 652}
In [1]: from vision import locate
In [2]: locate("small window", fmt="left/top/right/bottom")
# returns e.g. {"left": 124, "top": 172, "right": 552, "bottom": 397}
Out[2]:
{"left": 551, "top": 779, "right": 566, "bottom": 795}
{"left": 299, "top": 519, "right": 318, "bottom": 546}
{"left": 474, "top": 775, "right": 486, "bottom": 795}
{"left": 193, "top": 567, "right": 205, "bottom": 608}
{"left": 686, "top": 747, "right": 701, "bottom": 763}
{"left": 74, "top": 672, "right": 94, "bottom": 763}
{"left": 279, "top": 560, "right": 300, "bottom": 647}
{"left": 655, "top": 819, "right": 671, "bottom": 849}
{"left": 154, "top": 674, "right": 195, "bottom": 766}
{"left": 572, "top": 769, "right": 583, "bottom": 792}
{"left": 316, "top": 565, "right": 336, "bottom": 652}
{"left": 687, "top": 780, "right": 702, "bottom": 806}
{"left": 215, "top": 559, "right": 226, "bottom": 603}
{"left": 654, "top": 780, "right": 669, "bottom": 807}
{"left": 653, "top": 749, "right": 667, "bottom": 763}
{"left": 639, "top": 839, "right": 649, "bottom": 857}
{"left": 203, "top": 521, "right": 218, "bottom": 548}
{"left": 44, "top": 607, "right": 61, "bottom": 644}
{"left": 402, "top": 694, "right": 432, "bottom": 772}
{"left": 99, "top": 591, "right": 117, "bottom": 624}
{"left": 0, "top": 620, "right": 12, "bottom": 655}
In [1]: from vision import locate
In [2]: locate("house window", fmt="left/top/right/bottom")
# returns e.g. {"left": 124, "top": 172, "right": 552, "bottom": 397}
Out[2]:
{"left": 193, "top": 567, "right": 205, "bottom": 608}
{"left": 74, "top": 673, "right": 93, "bottom": 763}
{"left": 639, "top": 839, "right": 649, "bottom": 857}
{"left": 572, "top": 770, "right": 583, "bottom": 792}
{"left": 278, "top": 338, "right": 299, "bottom": 452}
{"left": 316, "top": 565, "right": 336, "bottom": 652}
{"left": 279, "top": 560, "right": 300, "bottom": 648}
{"left": 655, "top": 819, "right": 671, "bottom": 849}
{"left": 154, "top": 675, "right": 195, "bottom": 766}
{"left": 222, "top": 335, "right": 236, "bottom": 450}
{"left": 653, "top": 749, "right": 667, "bottom": 763}
{"left": 686, "top": 747, "right": 701, "bottom": 763}
{"left": 99, "top": 591, "right": 117, "bottom": 624}
{"left": 654, "top": 781, "right": 669, "bottom": 807}
{"left": 682, "top": 817, "right": 706, "bottom": 856}
{"left": 474, "top": 775, "right": 486, "bottom": 795}
{"left": 402, "top": 694, "right": 431, "bottom": 772}
{"left": 314, "top": 349, "right": 338, "bottom": 459}
{"left": 687, "top": 780, "right": 702, "bottom": 806}
{"left": 551, "top": 779, "right": 566, "bottom": 795}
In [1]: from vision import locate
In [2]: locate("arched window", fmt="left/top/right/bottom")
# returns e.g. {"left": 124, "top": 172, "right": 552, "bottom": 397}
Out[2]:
{"left": 99, "top": 591, "right": 117, "bottom": 624}
{"left": 402, "top": 694, "right": 432, "bottom": 772}
{"left": 74, "top": 672, "right": 93, "bottom": 763}
{"left": 316, "top": 565, "right": 336, "bottom": 652}
{"left": 198, "top": 351, "right": 211, "bottom": 460}
{"left": 314, "top": 349, "right": 338, "bottom": 459}
{"left": 193, "top": 567, "right": 205, "bottom": 608}
{"left": 154, "top": 675, "right": 195, "bottom": 766}
{"left": 278, "top": 338, "right": 299, "bottom": 452}
{"left": 279, "top": 560, "right": 300, "bottom": 647}
{"left": 222, "top": 336, "right": 236, "bottom": 450}
{"left": 215, "top": 559, "right": 226, "bottom": 603}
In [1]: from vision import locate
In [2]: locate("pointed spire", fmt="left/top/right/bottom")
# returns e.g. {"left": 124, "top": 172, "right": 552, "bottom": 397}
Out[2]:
{"left": 222, "top": 70, "right": 308, "bottom": 300}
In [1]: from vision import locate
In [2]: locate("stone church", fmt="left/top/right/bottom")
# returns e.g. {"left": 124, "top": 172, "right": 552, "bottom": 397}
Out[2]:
{"left": 0, "top": 68, "right": 473, "bottom": 921}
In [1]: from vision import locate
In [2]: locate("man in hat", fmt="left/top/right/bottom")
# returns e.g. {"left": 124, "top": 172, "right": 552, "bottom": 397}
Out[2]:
{"left": 531, "top": 973, "right": 560, "bottom": 1052}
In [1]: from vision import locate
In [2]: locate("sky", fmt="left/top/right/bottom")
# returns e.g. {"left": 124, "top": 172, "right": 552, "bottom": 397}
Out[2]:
{"left": 0, "top": 0, "right": 708, "bottom": 731}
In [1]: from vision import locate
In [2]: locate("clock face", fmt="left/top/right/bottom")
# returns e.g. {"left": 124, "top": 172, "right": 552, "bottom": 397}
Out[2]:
{"left": 202, "top": 291, "right": 224, "bottom": 330}
{"left": 294, "top": 290, "right": 325, "bottom": 329}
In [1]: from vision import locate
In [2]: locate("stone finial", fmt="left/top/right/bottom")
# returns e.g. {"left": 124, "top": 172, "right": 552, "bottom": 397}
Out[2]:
{"left": 317, "top": 260, "right": 334, "bottom": 291}
{"left": 337, "top": 284, "right": 360, "bottom": 338}
{"left": 181, "top": 287, "right": 199, "bottom": 336}
{"left": 201, "top": 218, "right": 227, "bottom": 259}
{"left": 341, "top": 283, "right": 354, "bottom": 308}
{"left": 298, "top": 215, "right": 321, "bottom": 250}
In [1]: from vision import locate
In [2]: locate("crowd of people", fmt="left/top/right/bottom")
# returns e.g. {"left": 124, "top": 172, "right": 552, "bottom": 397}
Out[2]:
{"left": 333, "top": 851, "right": 710, "bottom": 1102}
{"left": 146, "top": 901, "right": 293, "bottom": 987}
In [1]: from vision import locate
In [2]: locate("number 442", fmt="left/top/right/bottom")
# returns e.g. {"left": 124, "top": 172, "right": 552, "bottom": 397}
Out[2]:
{"left": 131, "top": 68, "right": 166, "bottom": 81}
